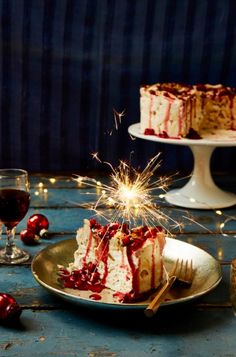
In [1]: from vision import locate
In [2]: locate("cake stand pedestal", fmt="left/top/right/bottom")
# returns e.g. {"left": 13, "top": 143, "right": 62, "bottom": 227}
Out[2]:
{"left": 128, "top": 123, "right": 236, "bottom": 209}
{"left": 165, "top": 145, "right": 236, "bottom": 209}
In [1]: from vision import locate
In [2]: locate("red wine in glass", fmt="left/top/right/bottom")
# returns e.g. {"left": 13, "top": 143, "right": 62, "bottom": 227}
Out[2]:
{"left": 0, "top": 169, "right": 31, "bottom": 264}
{"left": 0, "top": 189, "right": 30, "bottom": 229}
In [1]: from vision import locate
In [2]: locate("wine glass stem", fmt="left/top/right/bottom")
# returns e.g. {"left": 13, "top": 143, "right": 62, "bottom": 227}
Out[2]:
{"left": 5, "top": 228, "right": 16, "bottom": 258}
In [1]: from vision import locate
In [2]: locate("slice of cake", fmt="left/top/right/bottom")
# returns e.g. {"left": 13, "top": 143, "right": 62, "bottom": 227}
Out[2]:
{"left": 140, "top": 83, "right": 236, "bottom": 138}
{"left": 140, "top": 83, "right": 197, "bottom": 138}
{"left": 59, "top": 219, "right": 166, "bottom": 302}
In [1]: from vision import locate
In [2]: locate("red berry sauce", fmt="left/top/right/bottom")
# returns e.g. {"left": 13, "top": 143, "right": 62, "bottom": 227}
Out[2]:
{"left": 89, "top": 294, "right": 102, "bottom": 301}
{"left": 58, "top": 263, "right": 105, "bottom": 293}
{"left": 144, "top": 128, "right": 155, "bottom": 135}
{"left": 59, "top": 219, "right": 165, "bottom": 302}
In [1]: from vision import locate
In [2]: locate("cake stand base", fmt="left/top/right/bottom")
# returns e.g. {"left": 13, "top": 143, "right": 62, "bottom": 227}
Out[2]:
{"left": 165, "top": 187, "right": 236, "bottom": 209}
{"left": 165, "top": 145, "right": 236, "bottom": 209}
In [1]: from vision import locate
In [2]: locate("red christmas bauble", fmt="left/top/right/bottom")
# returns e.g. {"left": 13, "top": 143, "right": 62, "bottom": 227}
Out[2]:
{"left": 0, "top": 293, "right": 22, "bottom": 322}
{"left": 20, "top": 229, "right": 39, "bottom": 245}
{"left": 27, "top": 214, "right": 49, "bottom": 238}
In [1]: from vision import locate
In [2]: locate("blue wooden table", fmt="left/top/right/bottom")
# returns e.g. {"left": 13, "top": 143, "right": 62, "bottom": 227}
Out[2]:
{"left": 0, "top": 173, "right": 236, "bottom": 357}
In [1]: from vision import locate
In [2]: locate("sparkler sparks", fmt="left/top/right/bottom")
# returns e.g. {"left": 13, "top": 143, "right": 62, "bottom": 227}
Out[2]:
{"left": 74, "top": 150, "right": 231, "bottom": 239}
{"left": 106, "top": 109, "right": 126, "bottom": 136}
{"left": 113, "top": 108, "right": 125, "bottom": 130}
{"left": 74, "top": 153, "right": 183, "bottom": 235}
{"left": 113, "top": 109, "right": 125, "bottom": 130}
{"left": 73, "top": 151, "right": 236, "bottom": 241}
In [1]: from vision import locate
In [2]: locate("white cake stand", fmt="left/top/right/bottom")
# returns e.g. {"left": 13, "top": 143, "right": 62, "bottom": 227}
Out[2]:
{"left": 128, "top": 123, "right": 236, "bottom": 209}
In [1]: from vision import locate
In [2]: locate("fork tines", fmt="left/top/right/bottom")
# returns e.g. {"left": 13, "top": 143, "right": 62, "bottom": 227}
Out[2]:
{"left": 172, "top": 258, "right": 193, "bottom": 286}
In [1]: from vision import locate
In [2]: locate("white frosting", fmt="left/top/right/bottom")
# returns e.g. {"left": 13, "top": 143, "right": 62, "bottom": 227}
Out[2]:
{"left": 70, "top": 219, "right": 165, "bottom": 296}
{"left": 140, "top": 83, "right": 236, "bottom": 138}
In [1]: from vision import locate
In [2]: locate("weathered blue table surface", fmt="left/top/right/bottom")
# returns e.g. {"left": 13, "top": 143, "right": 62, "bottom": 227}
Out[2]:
{"left": 1, "top": 173, "right": 236, "bottom": 357}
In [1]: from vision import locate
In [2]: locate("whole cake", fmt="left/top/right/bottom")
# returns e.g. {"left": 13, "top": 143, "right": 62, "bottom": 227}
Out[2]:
{"left": 58, "top": 219, "right": 166, "bottom": 302}
{"left": 140, "top": 83, "right": 236, "bottom": 138}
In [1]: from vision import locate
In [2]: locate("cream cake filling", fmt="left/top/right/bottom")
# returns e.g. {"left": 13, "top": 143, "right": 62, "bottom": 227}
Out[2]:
{"left": 60, "top": 219, "right": 166, "bottom": 302}
{"left": 140, "top": 83, "right": 236, "bottom": 138}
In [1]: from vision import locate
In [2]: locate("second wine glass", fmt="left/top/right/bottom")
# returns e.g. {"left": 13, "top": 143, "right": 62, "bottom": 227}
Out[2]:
{"left": 0, "top": 169, "right": 30, "bottom": 264}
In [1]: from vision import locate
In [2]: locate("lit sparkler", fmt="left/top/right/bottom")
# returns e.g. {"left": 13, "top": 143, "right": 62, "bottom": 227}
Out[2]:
{"left": 74, "top": 153, "right": 183, "bottom": 235}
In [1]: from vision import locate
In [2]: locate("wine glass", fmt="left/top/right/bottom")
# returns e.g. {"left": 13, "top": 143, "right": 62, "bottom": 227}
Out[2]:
{"left": 0, "top": 169, "right": 30, "bottom": 264}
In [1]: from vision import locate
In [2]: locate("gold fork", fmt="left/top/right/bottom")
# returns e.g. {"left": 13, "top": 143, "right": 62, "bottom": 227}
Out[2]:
{"left": 145, "top": 259, "right": 194, "bottom": 318}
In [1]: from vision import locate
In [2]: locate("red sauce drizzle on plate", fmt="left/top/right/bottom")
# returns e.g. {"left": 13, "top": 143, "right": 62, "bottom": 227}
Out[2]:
{"left": 89, "top": 293, "right": 102, "bottom": 301}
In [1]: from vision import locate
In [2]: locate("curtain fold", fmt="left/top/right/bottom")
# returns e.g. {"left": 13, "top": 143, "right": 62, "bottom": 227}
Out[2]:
{"left": 0, "top": 0, "right": 235, "bottom": 173}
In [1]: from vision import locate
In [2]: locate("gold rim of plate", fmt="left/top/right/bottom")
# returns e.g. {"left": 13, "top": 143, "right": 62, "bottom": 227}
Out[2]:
{"left": 31, "top": 237, "right": 222, "bottom": 309}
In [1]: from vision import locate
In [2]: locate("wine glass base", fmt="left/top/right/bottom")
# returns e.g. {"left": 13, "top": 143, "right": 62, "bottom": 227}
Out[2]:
{"left": 0, "top": 246, "right": 30, "bottom": 264}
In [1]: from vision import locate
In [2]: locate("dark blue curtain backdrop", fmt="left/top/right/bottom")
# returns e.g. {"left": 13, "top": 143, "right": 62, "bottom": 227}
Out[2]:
{"left": 0, "top": 0, "right": 235, "bottom": 173}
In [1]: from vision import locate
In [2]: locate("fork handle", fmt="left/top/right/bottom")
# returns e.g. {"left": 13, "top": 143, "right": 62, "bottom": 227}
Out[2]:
{"left": 145, "top": 276, "right": 176, "bottom": 318}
